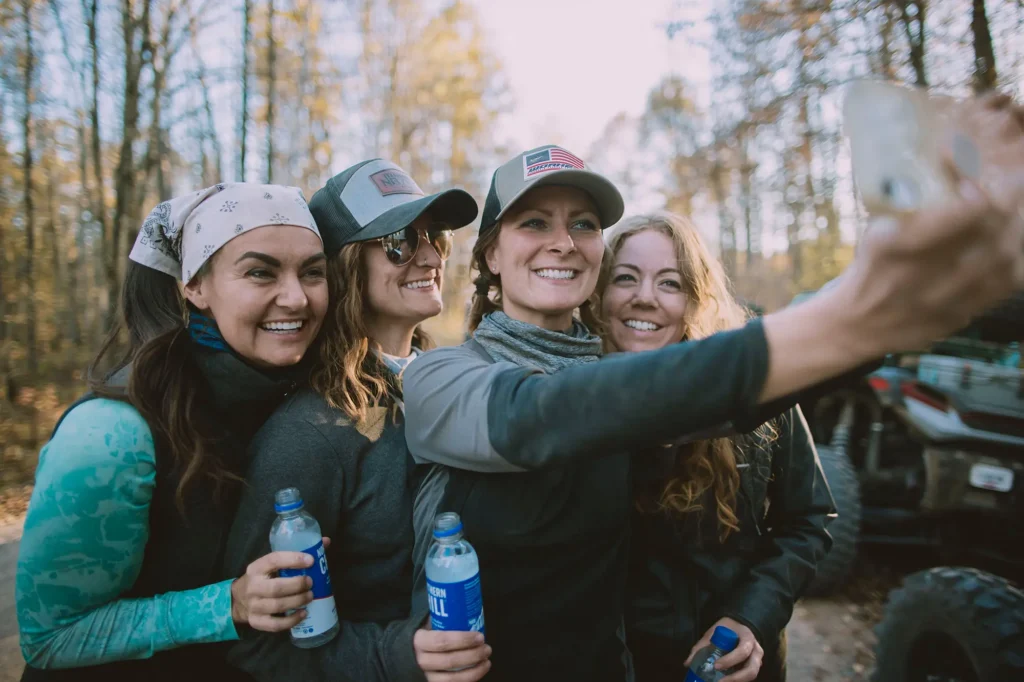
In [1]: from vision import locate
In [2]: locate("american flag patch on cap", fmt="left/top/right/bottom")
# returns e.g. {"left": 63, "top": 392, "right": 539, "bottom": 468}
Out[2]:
{"left": 523, "top": 147, "right": 586, "bottom": 179}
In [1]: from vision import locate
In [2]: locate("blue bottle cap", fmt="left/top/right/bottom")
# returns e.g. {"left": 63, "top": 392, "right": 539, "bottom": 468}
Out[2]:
{"left": 274, "top": 487, "right": 304, "bottom": 513}
{"left": 710, "top": 625, "right": 739, "bottom": 652}
{"left": 433, "top": 512, "right": 463, "bottom": 538}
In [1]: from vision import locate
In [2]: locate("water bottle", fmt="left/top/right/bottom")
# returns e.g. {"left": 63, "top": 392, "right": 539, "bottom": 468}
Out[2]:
{"left": 424, "top": 512, "right": 485, "bottom": 634}
{"left": 685, "top": 625, "right": 739, "bottom": 682}
{"left": 268, "top": 487, "right": 339, "bottom": 648}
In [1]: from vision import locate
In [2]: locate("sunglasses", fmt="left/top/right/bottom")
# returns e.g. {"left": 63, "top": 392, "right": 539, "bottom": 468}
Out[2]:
{"left": 379, "top": 224, "right": 454, "bottom": 266}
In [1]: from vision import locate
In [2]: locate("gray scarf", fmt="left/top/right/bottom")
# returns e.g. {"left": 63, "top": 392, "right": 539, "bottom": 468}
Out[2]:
{"left": 473, "top": 311, "right": 603, "bottom": 374}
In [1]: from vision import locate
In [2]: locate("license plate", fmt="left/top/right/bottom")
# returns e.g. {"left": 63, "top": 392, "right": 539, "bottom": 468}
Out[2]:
{"left": 969, "top": 464, "right": 1015, "bottom": 493}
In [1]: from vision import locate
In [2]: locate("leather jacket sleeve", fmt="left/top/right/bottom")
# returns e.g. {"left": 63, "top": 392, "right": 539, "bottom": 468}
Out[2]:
{"left": 719, "top": 405, "right": 836, "bottom": 645}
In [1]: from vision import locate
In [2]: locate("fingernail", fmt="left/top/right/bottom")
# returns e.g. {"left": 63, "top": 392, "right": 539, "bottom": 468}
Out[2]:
{"left": 474, "top": 633, "right": 485, "bottom": 644}
{"left": 304, "top": 555, "right": 314, "bottom": 566}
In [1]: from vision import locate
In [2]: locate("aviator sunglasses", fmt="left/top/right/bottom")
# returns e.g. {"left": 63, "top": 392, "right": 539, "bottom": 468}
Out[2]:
{"left": 379, "top": 224, "right": 454, "bottom": 266}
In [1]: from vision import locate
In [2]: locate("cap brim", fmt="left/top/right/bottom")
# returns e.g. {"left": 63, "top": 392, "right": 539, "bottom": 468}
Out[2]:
{"left": 495, "top": 169, "right": 625, "bottom": 229}
{"left": 348, "top": 188, "right": 479, "bottom": 244}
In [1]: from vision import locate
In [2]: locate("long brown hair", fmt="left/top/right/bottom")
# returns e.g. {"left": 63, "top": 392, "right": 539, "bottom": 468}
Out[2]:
{"left": 311, "top": 242, "right": 434, "bottom": 426}
{"left": 467, "top": 217, "right": 601, "bottom": 334}
{"left": 89, "top": 260, "right": 241, "bottom": 513}
{"left": 597, "top": 212, "right": 775, "bottom": 541}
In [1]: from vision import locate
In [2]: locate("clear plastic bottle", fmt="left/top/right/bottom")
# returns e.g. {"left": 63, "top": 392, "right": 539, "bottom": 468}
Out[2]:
{"left": 268, "top": 487, "right": 339, "bottom": 648}
{"left": 424, "top": 512, "right": 485, "bottom": 634}
{"left": 685, "top": 625, "right": 739, "bottom": 682}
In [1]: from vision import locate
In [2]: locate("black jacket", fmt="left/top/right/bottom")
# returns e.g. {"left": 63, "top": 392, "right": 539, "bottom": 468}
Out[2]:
{"left": 626, "top": 406, "right": 835, "bottom": 682}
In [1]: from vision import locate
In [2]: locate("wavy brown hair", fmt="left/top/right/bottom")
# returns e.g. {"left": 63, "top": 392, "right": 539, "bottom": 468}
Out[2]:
{"left": 311, "top": 242, "right": 434, "bottom": 426}
{"left": 89, "top": 260, "right": 242, "bottom": 514}
{"left": 467, "top": 215, "right": 600, "bottom": 334}
{"left": 596, "top": 212, "right": 775, "bottom": 541}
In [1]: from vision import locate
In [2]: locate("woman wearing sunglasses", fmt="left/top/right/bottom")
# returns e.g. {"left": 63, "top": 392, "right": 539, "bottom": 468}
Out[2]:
{"left": 221, "top": 160, "right": 492, "bottom": 682}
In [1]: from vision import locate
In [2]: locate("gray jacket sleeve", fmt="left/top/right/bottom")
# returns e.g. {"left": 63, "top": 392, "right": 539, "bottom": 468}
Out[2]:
{"left": 223, "top": 408, "right": 426, "bottom": 682}
{"left": 404, "top": 319, "right": 771, "bottom": 473}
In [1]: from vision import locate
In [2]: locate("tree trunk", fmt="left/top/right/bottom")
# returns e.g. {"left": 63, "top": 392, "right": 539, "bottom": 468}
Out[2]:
{"left": 21, "top": 0, "right": 39, "bottom": 378}
{"left": 240, "top": 0, "right": 251, "bottom": 180}
{"left": 265, "top": 0, "right": 276, "bottom": 183}
{"left": 970, "top": 0, "right": 997, "bottom": 92}
{"left": 0, "top": 101, "right": 7, "bottom": 344}
{"left": 46, "top": 155, "right": 72, "bottom": 353}
{"left": 898, "top": 0, "right": 928, "bottom": 87}
{"left": 878, "top": 1, "right": 898, "bottom": 79}
{"left": 108, "top": 0, "right": 151, "bottom": 327}
{"left": 87, "top": 0, "right": 109, "bottom": 338}
{"left": 47, "top": 0, "right": 86, "bottom": 347}
{"left": 709, "top": 158, "right": 736, "bottom": 277}
{"left": 738, "top": 128, "right": 757, "bottom": 271}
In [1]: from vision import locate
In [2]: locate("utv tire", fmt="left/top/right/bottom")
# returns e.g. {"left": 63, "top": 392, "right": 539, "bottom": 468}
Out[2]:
{"left": 805, "top": 445, "right": 861, "bottom": 597}
{"left": 872, "top": 567, "right": 1024, "bottom": 682}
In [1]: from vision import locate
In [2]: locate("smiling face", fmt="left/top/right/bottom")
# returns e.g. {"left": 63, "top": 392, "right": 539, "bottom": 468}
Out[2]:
{"left": 601, "top": 228, "right": 690, "bottom": 352}
{"left": 363, "top": 213, "right": 447, "bottom": 328}
{"left": 183, "top": 225, "right": 328, "bottom": 368}
{"left": 485, "top": 185, "right": 604, "bottom": 331}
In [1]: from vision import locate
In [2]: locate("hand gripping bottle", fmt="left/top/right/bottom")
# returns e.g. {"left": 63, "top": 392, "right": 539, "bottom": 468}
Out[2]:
{"left": 269, "top": 487, "right": 339, "bottom": 647}
{"left": 686, "top": 625, "right": 739, "bottom": 681}
{"left": 424, "top": 512, "right": 485, "bottom": 635}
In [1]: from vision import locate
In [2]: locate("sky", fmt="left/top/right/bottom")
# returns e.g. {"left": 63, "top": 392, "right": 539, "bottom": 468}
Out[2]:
{"left": 468, "top": 0, "right": 707, "bottom": 166}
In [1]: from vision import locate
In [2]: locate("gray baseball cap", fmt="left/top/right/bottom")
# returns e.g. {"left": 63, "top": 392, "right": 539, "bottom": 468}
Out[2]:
{"left": 480, "top": 144, "right": 624, "bottom": 232}
{"left": 309, "top": 159, "right": 478, "bottom": 255}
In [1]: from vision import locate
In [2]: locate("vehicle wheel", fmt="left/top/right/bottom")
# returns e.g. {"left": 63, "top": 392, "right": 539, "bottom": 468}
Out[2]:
{"left": 805, "top": 444, "right": 861, "bottom": 596}
{"left": 873, "top": 567, "right": 1024, "bottom": 682}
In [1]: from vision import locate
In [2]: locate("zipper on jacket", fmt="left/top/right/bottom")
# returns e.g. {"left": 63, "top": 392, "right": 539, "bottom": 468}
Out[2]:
{"left": 736, "top": 463, "right": 763, "bottom": 536}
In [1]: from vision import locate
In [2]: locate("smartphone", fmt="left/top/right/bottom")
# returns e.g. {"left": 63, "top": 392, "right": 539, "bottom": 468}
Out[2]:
{"left": 843, "top": 80, "right": 982, "bottom": 216}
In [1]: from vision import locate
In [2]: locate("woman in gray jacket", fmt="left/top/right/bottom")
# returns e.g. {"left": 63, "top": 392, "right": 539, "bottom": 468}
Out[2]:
{"left": 222, "top": 160, "right": 491, "bottom": 682}
{"left": 403, "top": 132, "right": 1024, "bottom": 681}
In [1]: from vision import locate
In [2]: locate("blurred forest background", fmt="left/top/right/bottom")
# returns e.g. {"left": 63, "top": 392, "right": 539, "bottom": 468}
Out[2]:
{"left": 1, "top": 0, "right": 1023, "bottom": 490}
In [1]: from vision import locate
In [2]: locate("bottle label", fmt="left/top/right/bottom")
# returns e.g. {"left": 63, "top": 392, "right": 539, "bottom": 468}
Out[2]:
{"left": 684, "top": 672, "right": 702, "bottom": 682}
{"left": 279, "top": 540, "right": 338, "bottom": 639}
{"left": 426, "top": 574, "right": 485, "bottom": 634}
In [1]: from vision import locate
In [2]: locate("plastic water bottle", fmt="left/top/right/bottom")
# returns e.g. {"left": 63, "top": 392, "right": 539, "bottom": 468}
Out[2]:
{"left": 424, "top": 512, "right": 485, "bottom": 634}
{"left": 685, "top": 625, "right": 739, "bottom": 681}
{"left": 269, "top": 487, "right": 339, "bottom": 648}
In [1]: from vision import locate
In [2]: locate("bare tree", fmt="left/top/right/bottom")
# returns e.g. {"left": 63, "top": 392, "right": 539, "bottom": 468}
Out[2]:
{"left": 895, "top": 0, "right": 928, "bottom": 87}
{"left": 240, "top": 0, "right": 251, "bottom": 180}
{"left": 20, "top": 0, "right": 39, "bottom": 377}
{"left": 265, "top": 0, "right": 276, "bottom": 183}
{"left": 107, "top": 0, "right": 153, "bottom": 324}
{"left": 971, "top": 0, "right": 997, "bottom": 92}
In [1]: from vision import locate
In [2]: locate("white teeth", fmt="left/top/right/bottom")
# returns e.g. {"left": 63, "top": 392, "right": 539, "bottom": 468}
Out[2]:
{"left": 624, "top": 319, "right": 660, "bottom": 331}
{"left": 535, "top": 269, "right": 576, "bottom": 280}
{"left": 262, "top": 321, "right": 304, "bottom": 332}
{"left": 403, "top": 279, "right": 435, "bottom": 289}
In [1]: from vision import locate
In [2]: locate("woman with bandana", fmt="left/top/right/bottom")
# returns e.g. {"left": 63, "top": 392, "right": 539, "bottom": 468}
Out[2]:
{"left": 222, "top": 160, "right": 492, "bottom": 682}
{"left": 16, "top": 184, "right": 330, "bottom": 681}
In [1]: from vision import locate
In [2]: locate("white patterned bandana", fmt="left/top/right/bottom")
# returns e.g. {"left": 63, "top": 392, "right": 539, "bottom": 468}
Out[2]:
{"left": 129, "top": 182, "right": 321, "bottom": 282}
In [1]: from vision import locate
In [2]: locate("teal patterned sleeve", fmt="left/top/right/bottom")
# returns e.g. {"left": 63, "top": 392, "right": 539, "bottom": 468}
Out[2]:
{"left": 15, "top": 398, "right": 239, "bottom": 669}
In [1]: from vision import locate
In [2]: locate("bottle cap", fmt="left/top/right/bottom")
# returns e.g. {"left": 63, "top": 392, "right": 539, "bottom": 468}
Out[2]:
{"left": 710, "top": 625, "right": 740, "bottom": 652}
{"left": 433, "top": 512, "right": 463, "bottom": 538}
{"left": 274, "top": 487, "right": 304, "bottom": 513}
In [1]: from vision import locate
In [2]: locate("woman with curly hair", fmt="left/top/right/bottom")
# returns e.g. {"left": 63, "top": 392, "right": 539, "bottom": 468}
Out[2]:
{"left": 221, "top": 159, "right": 492, "bottom": 682}
{"left": 598, "top": 212, "right": 832, "bottom": 682}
